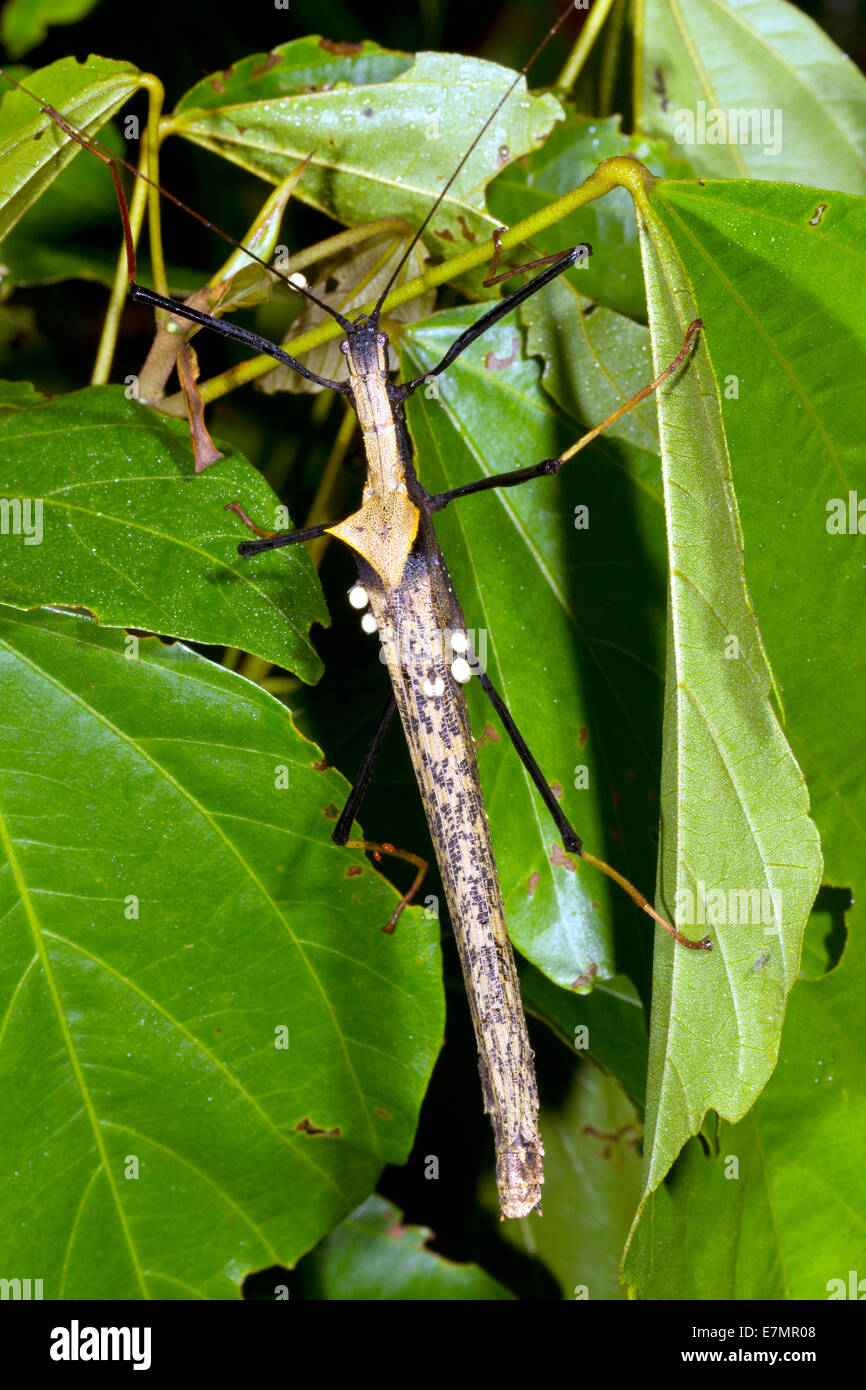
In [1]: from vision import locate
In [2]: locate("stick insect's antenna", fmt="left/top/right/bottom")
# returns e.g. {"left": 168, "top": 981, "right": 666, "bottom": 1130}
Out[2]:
{"left": 0, "top": 69, "right": 354, "bottom": 334}
{"left": 371, "top": 0, "right": 580, "bottom": 321}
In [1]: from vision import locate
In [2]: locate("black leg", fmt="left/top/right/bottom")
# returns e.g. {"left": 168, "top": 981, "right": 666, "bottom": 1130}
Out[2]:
{"left": 475, "top": 665, "right": 582, "bottom": 855}
{"left": 431, "top": 458, "right": 561, "bottom": 511}
{"left": 396, "top": 244, "right": 591, "bottom": 399}
{"left": 224, "top": 500, "right": 332, "bottom": 556}
{"left": 130, "top": 283, "right": 348, "bottom": 394}
{"left": 332, "top": 695, "right": 397, "bottom": 845}
{"left": 237, "top": 523, "right": 331, "bottom": 557}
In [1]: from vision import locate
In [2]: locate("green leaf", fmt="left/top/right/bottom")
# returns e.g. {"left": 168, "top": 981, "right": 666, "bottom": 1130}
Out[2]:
{"left": 169, "top": 47, "right": 563, "bottom": 269}
{"left": 0, "top": 0, "right": 101, "bottom": 60}
{"left": 644, "top": 176, "right": 866, "bottom": 960}
{"left": 491, "top": 1064, "right": 642, "bottom": 1300}
{"left": 620, "top": 171, "right": 866, "bottom": 1292}
{"left": 0, "top": 57, "right": 141, "bottom": 242}
{"left": 0, "top": 609, "right": 444, "bottom": 1298}
{"left": 0, "top": 386, "right": 327, "bottom": 682}
{"left": 631, "top": 170, "right": 823, "bottom": 1196}
{"left": 293, "top": 1194, "right": 514, "bottom": 1299}
{"left": 624, "top": 924, "right": 865, "bottom": 1298}
{"left": 635, "top": 0, "right": 866, "bottom": 191}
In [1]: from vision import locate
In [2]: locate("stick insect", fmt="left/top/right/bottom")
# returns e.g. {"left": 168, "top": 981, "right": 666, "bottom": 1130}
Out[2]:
{"left": 3, "top": 1, "right": 711, "bottom": 1220}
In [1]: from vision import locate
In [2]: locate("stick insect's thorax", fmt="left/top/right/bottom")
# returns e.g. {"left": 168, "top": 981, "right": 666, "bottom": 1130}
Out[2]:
{"left": 326, "top": 317, "right": 422, "bottom": 591}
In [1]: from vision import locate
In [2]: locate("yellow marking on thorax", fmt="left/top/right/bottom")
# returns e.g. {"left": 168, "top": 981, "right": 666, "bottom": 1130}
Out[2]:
{"left": 326, "top": 491, "right": 419, "bottom": 590}
{"left": 326, "top": 341, "right": 419, "bottom": 590}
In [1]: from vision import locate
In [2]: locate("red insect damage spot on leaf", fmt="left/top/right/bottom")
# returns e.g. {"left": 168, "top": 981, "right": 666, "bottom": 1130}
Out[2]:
{"left": 527, "top": 871, "right": 540, "bottom": 898}
{"left": 550, "top": 843, "right": 577, "bottom": 872}
{"left": 572, "top": 962, "right": 598, "bottom": 989}
{"left": 252, "top": 52, "right": 280, "bottom": 79}
{"left": 476, "top": 724, "right": 499, "bottom": 751}
{"left": 550, "top": 782, "right": 563, "bottom": 801}
{"left": 296, "top": 1118, "right": 341, "bottom": 1138}
{"left": 611, "top": 788, "right": 623, "bottom": 810}
{"left": 312, "top": 758, "right": 329, "bottom": 771}
{"left": 319, "top": 38, "right": 364, "bottom": 55}
{"left": 578, "top": 726, "right": 589, "bottom": 747}
{"left": 323, "top": 804, "right": 339, "bottom": 819}
{"left": 485, "top": 334, "right": 520, "bottom": 371}
{"left": 346, "top": 865, "right": 363, "bottom": 878}
{"left": 581, "top": 1123, "right": 640, "bottom": 1160}
{"left": 210, "top": 67, "right": 234, "bottom": 93}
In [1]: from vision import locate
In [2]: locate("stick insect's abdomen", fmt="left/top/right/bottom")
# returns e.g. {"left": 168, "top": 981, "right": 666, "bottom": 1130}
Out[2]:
{"left": 364, "top": 549, "right": 543, "bottom": 1219}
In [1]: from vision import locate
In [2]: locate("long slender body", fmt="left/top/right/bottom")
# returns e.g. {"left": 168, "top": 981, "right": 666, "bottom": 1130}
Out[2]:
{"left": 330, "top": 321, "right": 543, "bottom": 1219}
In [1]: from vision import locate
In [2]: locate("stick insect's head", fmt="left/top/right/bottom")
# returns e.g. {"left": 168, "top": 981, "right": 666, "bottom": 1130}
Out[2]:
{"left": 340, "top": 313, "right": 392, "bottom": 377}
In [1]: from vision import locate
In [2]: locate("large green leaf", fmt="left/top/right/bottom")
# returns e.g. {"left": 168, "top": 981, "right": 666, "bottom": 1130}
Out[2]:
{"left": 644, "top": 175, "right": 866, "bottom": 926}
{"left": 293, "top": 1195, "right": 514, "bottom": 1299}
{"left": 0, "top": 386, "right": 327, "bottom": 682}
{"left": 0, "top": 609, "right": 443, "bottom": 1298}
{"left": 399, "top": 168, "right": 824, "bottom": 1180}
{"left": 619, "top": 170, "right": 866, "bottom": 1294}
{"left": 632, "top": 170, "right": 822, "bottom": 1194}
{"left": 634, "top": 0, "right": 866, "bottom": 191}
{"left": 169, "top": 45, "right": 562, "bottom": 270}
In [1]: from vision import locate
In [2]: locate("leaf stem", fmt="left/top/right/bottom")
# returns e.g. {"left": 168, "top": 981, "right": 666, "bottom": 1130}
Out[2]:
{"left": 91, "top": 76, "right": 166, "bottom": 384}
{"left": 555, "top": 0, "right": 618, "bottom": 95}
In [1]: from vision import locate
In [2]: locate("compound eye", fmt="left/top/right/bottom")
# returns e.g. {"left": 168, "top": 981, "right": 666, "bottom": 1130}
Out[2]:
{"left": 339, "top": 340, "right": 349, "bottom": 355}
